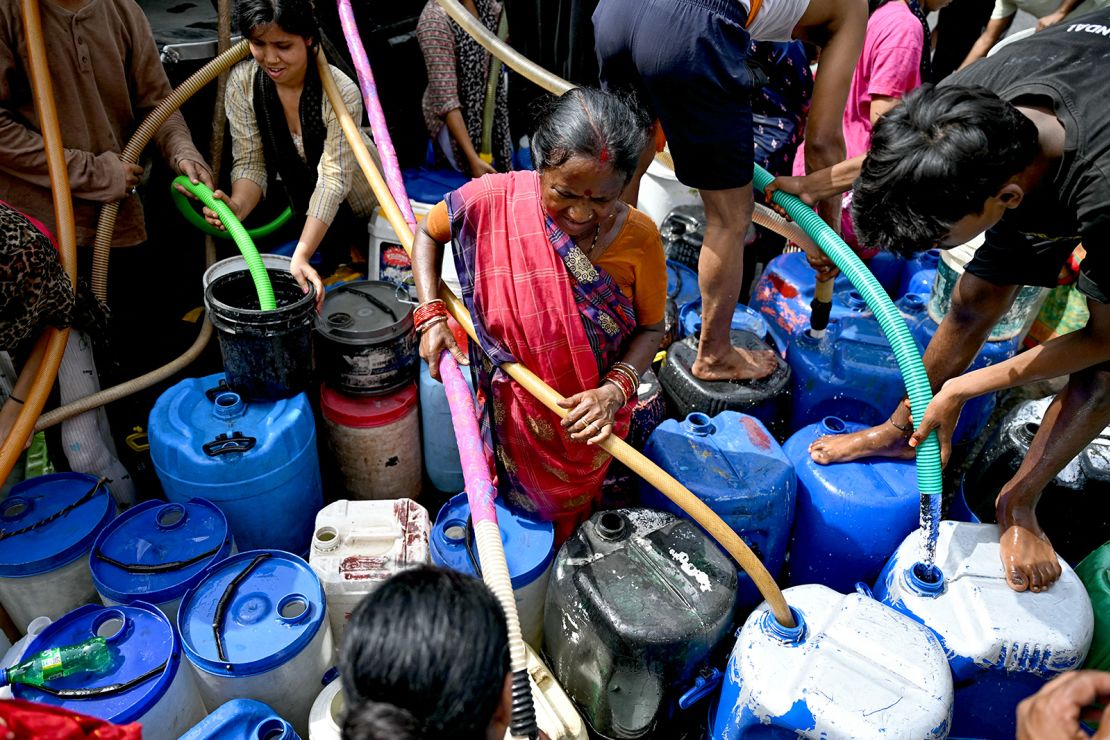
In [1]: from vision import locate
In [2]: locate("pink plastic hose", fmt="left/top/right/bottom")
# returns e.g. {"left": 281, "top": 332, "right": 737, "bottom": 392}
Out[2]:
{"left": 335, "top": 0, "right": 417, "bottom": 231}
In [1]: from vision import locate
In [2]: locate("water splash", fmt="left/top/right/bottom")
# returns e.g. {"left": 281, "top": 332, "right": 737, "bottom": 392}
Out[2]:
{"left": 919, "top": 493, "right": 942, "bottom": 565}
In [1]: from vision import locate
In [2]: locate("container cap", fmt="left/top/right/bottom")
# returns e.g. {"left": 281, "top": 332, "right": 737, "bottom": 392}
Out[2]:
{"left": 90, "top": 498, "right": 233, "bottom": 606}
{"left": 179, "top": 550, "right": 326, "bottom": 677}
{"left": 13, "top": 602, "right": 179, "bottom": 723}
{"left": 316, "top": 281, "right": 414, "bottom": 345}
{"left": 320, "top": 382, "right": 417, "bottom": 428}
{"left": 430, "top": 493, "right": 554, "bottom": 588}
{"left": 0, "top": 473, "right": 114, "bottom": 577}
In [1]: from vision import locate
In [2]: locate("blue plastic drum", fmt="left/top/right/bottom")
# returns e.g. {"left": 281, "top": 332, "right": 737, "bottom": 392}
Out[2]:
{"left": 90, "top": 498, "right": 233, "bottom": 626}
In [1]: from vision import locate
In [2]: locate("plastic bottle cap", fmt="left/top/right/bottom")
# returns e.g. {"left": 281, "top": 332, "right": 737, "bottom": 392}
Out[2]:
{"left": 320, "top": 382, "right": 418, "bottom": 429}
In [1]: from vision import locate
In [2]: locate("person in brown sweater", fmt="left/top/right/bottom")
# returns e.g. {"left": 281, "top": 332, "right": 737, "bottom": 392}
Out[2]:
{"left": 0, "top": 0, "right": 213, "bottom": 379}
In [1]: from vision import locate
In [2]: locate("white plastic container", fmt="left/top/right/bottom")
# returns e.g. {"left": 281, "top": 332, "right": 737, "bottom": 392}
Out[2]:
{"left": 12, "top": 602, "right": 206, "bottom": 740}
{"left": 368, "top": 201, "right": 453, "bottom": 295}
{"left": 0, "top": 473, "right": 115, "bottom": 632}
{"left": 305, "top": 644, "right": 586, "bottom": 740}
{"left": 309, "top": 678, "right": 345, "bottom": 739}
{"left": 309, "top": 498, "right": 431, "bottom": 644}
{"left": 636, "top": 159, "right": 701, "bottom": 227}
{"left": 179, "top": 550, "right": 335, "bottom": 738}
{"left": 0, "top": 616, "right": 50, "bottom": 700}
{"left": 90, "top": 498, "right": 234, "bottom": 629}
{"left": 320, "top": 383, "right": 423, "bottom": 501}
{"left": 710, "top": 584, "right": 953, "bottom": 739}
{"left": 875, "top": 520, "right": 1095, "bottom": 739}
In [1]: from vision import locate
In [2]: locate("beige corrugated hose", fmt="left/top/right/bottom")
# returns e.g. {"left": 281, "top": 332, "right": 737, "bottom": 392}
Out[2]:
{"left": 316, "top": 44, "right": 795, "bottom": 628}
{"left": 0, "top": 0, "right": 75, "bottom": 483}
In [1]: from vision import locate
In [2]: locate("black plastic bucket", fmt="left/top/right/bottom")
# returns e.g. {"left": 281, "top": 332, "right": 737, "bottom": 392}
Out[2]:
{"left": 315, "top": 280, "right": 417, "bottom": 396}
{"left": 205, "top": 268, "right": 316, "bottom": 400}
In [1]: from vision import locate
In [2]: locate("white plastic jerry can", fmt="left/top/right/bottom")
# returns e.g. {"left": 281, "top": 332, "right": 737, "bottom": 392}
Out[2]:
{"left": 309, "top": 499, "right": 431, "bottom": 645}
{"left": 875, "top": 520, "right": 1095, "bottom": 739}
{"left": 710, "top": 584, "right": 953, "bottom": 739}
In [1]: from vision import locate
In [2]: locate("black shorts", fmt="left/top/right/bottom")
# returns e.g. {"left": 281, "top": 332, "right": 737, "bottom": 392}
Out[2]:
{"left": 593, "top": 0, "right": 755, "bottom": 191}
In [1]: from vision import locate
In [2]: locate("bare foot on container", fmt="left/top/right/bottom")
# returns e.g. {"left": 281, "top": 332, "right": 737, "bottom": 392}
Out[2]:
{"left": 809, "top": 420, "right": 916, "bottom": 465}
{"left": 692, "top": 346, "right": 778, "bottom": 382}
{"left": 997, "top": 491, "right": 1062, "bottom": 593}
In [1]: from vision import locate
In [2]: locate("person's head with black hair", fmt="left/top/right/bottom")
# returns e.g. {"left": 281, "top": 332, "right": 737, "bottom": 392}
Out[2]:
{"left": 339, "top": 566, "right": 512, "bottom": 740}
{"left": 529, "top": 87, "right": 649, "bottom": 243}
{"left": 236, "top": 0, "right": 319, "bottom": 89}
{"left": 851, "top": 83, "right": 1041, "bottom": 258}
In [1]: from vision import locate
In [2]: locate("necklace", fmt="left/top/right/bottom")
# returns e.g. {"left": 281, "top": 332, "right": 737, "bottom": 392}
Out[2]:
{"left": 578, "top": 223, "right": 601, "bottom": 257}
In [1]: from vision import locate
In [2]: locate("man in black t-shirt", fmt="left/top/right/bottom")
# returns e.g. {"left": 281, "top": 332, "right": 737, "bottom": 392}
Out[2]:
{"left": 789, "top": 10, "right": 1110, "bottom": 594}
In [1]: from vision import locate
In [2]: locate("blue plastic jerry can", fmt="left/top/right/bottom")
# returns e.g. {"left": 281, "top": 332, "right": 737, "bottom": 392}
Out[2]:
{"left": 180, "top": 699, "right": 300, "bottom": 739}
{"left": 640, "top": 411, "right": 796, "bottom": 607}
{"left": 750, "top": 251, "right": 862, "bottom": 352}
{"left": 783, "top": 417, "right": 919, "bottom": 592}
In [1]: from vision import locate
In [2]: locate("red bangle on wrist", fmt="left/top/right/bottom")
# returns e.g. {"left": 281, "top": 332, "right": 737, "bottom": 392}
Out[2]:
{"left": 414, "top": 299, "right": 449, "bottom": 333}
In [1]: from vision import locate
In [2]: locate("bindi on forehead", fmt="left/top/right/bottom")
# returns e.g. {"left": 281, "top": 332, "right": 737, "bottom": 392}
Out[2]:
{"left": 584, "top": 189, "right": 592, "bottom": 197}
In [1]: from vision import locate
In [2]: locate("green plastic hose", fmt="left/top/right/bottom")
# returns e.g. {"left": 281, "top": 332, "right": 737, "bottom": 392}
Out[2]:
{"left": 170, "top": 182, "right": 293, "bottom": 240}
{"left": 753, "top": 165, "right": 944, "bottom": 564}
{"left": 173, "top": 176, "right": 276, "bottom": 311}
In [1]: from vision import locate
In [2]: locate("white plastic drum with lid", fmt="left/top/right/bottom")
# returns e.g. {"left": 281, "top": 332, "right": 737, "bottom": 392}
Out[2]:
{"left": 12, "top": 602, "right": 207, "bottom": 740}
{"left": 636, "top": 158, "right": 701, "bottom": 227}
{"left": 90, "top": 498, "right": 234, "bottom": 628}
{"left": 309, "top": 678, "right": 344, "bottom": 739}
{"left": 309, "top": 499, "right": 430, "bottom": 643}
{"left": 0, "top": 473, "right": 115, "bottom": 632}
{"left": 319, "top": 382, "right": 422, "bottom": 500}
{"left": 179, "top": 549, "right": 334, "bottom": 737}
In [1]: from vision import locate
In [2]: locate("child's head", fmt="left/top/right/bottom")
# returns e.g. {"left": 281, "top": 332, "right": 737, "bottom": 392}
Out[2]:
{"left": 340, "top": 567, "right": 512, "bottom": 740}
{"left": 851, "top": 84, "right": 1040, "bottom": 257}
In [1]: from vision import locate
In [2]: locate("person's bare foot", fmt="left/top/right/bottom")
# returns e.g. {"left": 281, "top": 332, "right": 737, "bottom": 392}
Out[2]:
{"left": 692, "top": 346, "right": 778, "bottom": 382}
{"left": 996, "top": 491, "right": 1062, "bottom": 593}
{"left": 809, "top": 420, "right": 916, "bottom": 465}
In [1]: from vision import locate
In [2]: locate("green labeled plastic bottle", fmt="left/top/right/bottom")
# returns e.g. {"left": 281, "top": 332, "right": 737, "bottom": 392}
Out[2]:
{"left": 2, "top": 636, "right": 112, "bottom": 687}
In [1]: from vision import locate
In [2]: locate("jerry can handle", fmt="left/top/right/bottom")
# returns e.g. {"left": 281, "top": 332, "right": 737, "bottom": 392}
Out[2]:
{"left": 125, "top": 426, "right": 149, "bottom": 452}
{"left": 678, "top": 667, "right": 722, "bottom": 710}
{"left": 204, "top": 379, "right": 231, "bottom": 402}
{"left": 203, "top": 432, "right": 256, "bottom": 456}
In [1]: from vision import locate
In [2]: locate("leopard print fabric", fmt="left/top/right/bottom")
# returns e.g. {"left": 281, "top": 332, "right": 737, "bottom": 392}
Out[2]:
{"left": 0, "top": 201, "right": 107, "bottom": 350}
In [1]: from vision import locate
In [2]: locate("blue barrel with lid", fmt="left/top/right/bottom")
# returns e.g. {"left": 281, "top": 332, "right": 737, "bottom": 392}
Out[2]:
{"left": 640, "top": 411, "right": 795, "bottom": 608}
{"left": 90, "top": 498, "right": 233, "bottom": 627}
{"left": 179, "top": 550, "right": 333, "bottom": 738}
{"left": 180, "top": 699, "right": 300, "bottom": 739}
{"left": 0, "top": 472, "right": 114, "bottom": 632}
{"left": 677, "top": 299, "right": 769, "bottom": 343}
{"left": 148, "top": 373, "right": 323, "bottom": 554}
{"left": 784, "top": 417, "right": 919, "bottom": 592}
{"left": 13, "top": 601, "right": 207, "bottom": 739}
{"left": 431, "top": 493, "right": 554, "bottom": 648}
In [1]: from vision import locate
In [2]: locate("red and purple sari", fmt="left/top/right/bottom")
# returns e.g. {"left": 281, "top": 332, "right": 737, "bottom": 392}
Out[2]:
{"left": 447, "top": 171, "right": 637, "bottom": 541}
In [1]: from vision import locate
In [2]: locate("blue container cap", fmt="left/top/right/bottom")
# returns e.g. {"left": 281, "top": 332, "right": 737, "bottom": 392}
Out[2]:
{"left": 90, "top": 498, "right": 233, "bottom": 606}
{"left": 0, "top": 473, "right": 114, "bottom": 577}
{"left": 430, "top": 493, "right": 554, "bottom": 589}
{"left": 179, "top": 550, "right": 325, "bottom": 677}
{"left": 13, "top": 601, "right": 180, "bottom": 723}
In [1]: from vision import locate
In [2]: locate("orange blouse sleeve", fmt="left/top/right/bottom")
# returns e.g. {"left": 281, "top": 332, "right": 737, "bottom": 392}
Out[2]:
{"left": 423, "top": 200, "right": 451, "bottom": 242}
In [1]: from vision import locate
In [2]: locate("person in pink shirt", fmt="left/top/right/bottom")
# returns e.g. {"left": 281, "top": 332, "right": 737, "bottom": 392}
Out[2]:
{"left": 794, "top": 0, "right": 949, "bottom": 253}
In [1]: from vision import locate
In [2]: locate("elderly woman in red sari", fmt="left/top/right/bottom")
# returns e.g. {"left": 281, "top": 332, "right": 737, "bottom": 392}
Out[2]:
{"left": 413, "top": 88, "right": 667, "bottom": 541}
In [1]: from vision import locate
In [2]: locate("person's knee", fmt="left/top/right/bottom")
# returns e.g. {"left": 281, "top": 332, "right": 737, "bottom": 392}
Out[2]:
{"left": 700, "top": 186, "right": 754, "bottom": 239}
